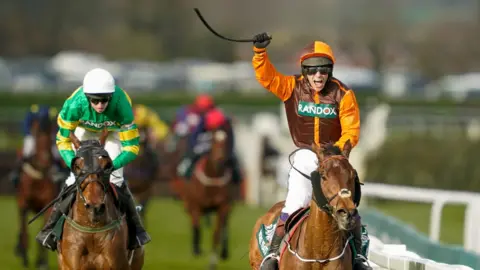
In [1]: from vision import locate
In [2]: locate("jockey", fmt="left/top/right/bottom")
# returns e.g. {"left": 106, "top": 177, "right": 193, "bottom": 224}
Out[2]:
{"left": 8, "top": 104, "right": 60, "bottom": 187}
{"left": 177, "top": 108, "right": 242, "bottom": 184}
{"left": 252, "top": 33, "right": 371, "bottom": 270}
{"left": 133, "top": 104, "right": 170, "bottom": 148}
{"left": 35, "top": 68, "right": 151, "bottom": 251}
{"left": 172, "top": 94, "right": 215, "bottom": 137}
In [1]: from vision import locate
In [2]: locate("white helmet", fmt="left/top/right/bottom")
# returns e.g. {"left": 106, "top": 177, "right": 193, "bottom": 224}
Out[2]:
{"left": 83, "top": 68, "right": 115, "bottom": 95}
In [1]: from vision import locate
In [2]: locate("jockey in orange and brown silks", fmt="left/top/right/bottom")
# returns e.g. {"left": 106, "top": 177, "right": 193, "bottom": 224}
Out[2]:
{"left": 252, "top": 33, "right": 371, "bottom": 270}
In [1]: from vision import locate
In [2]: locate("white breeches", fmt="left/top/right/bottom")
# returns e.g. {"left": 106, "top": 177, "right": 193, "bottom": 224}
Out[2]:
{"left": 22, "top": 135, "right": 61, "bottom": 160}
{"left": 282, "top": 149, "right": 318, "bottom": 215}
{"left": 65, "top": 127, "right": 124, "bottom": 187}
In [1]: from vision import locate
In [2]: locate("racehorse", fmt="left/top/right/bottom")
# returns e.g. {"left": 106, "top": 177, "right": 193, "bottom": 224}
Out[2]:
{"left": 124, "top": 127, "right": 159, "bottom": 224}
{"left": 16, "top": 116, "right": 57, "bottom": 269}
{"left": 183, "top": 129, "right": 233, "bottom": 270}
{"left": 249, "top": 141, "right": 358, "bottom": 270}
{"left": 58, "top": 130, "right": 144, "bottom": 270}
{"left": 166, "top": 133, "right": 189, "bottom": 200}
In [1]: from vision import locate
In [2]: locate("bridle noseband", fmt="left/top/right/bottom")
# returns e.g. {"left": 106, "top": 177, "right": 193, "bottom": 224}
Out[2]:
{"left": 288, "top": 149, "right": 354, "bottom": 214}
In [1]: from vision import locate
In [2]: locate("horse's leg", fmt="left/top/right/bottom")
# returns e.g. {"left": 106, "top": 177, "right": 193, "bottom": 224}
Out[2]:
{"left": 36, "top": 209, "right": 51, "bottom": 270}
{"left": 220, "top": 206, "right": 230, "bottom": 260}
{"left": 210, "top": 204, "right": 229, "bottom": 269}
{"left": 16, "top": 206, "right": 29, "bottom": 267}
{"left": 190, "top": 208, "right": 202, "bottom": 256}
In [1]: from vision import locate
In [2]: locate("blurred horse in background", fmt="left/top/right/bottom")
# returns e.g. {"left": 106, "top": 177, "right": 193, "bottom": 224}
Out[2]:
{"left": 16, "top": 116, "right": 57, "bottom": 269}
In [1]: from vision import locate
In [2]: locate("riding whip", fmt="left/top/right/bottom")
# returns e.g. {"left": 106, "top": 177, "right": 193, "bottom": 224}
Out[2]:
{"left": 193, "top": 8, "right": 272, "bottom": 43}
{"left": 28, "top": 184, "right": 76, "bottom": 225}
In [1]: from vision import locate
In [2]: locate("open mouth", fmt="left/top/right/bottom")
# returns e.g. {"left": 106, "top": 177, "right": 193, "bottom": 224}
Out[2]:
{"left": 313, "top": 79, "right": 324, "bottom": 87}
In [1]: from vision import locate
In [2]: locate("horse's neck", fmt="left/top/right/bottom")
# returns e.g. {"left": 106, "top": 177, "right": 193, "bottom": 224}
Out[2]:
{"left": 204, "top": 155, "right": 225, "bottom": 177}
{"left": 302, "top": 201, "right": 347, "bottom": 259}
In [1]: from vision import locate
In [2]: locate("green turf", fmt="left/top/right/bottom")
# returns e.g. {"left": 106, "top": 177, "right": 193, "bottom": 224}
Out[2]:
{"left": 367, "top": 199, "right": 465, "bottom": 245}
{"left": 0, "top": 197, "right": 268, "bottom": 269}
{"left": 0, "top": 197, "right": 464, "bottom": 269}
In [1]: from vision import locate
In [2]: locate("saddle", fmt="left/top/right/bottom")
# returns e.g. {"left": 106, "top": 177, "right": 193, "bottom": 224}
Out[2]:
{"left": 284, "top": 207, "right": 310, "bottom": 233}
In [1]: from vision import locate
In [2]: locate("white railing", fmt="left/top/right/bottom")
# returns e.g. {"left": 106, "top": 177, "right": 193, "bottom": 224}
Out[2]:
{"left": 361, "top": 183, "right": 480, "bottom": 254}
{"left": 367, "top": 236, "right": 474, "bottom": 270}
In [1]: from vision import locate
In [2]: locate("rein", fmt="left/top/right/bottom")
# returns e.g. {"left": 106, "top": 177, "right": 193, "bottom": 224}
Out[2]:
{"left": 66, "top": 142, "right": 123, "bottom": 234}
{"left": 287, "top": 148, "right": 350, "bottom": 214}
{"left": 65, "top": 171, "right": 124, "bottom": 234}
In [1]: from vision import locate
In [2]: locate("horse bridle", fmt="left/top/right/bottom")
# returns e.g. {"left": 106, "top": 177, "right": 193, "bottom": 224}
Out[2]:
{"left": 72, "top": 142, "right": 113, "bottom": 208}
{"left": 288, "top": 149, "right": 354, "bottom": 214}
{"left": 74, "top": 166, "right": 109, "bottom": 209}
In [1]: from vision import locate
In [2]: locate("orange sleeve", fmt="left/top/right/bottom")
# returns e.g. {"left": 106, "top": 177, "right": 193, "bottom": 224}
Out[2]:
{"left": 335, "top": 90, "right": 360, "bottom": 150}
{"left": 252, "top": 47, "right": 296, "bottom": 101}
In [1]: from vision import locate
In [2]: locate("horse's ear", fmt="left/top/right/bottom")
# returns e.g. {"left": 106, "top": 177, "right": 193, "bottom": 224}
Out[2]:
{"left": 312, "top": 143, "right": 325, "bottom": 162}
{"left": 342, "top": 140, "right": 352, "bottom": 159}
{"left": 69, "top": 132, "right": 81, "bottom": 150}
{"left": 99, "top": 128, "right": 109, "bottom": 146}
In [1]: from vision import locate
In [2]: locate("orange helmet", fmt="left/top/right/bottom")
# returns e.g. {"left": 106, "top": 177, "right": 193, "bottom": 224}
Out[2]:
{"left": 299, "top": 41, "right": 335, "bottom": 66}
{"left": 194, "top": 94, "right": 215, "bottom": 113}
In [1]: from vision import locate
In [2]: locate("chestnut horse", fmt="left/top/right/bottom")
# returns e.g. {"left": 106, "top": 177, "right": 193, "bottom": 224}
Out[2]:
{"left": 16, "top": 116, "right": 57, "bottom": 269}
{"left": 58, "top": 130, "right": 144, "bottom": 270}
{"left": 124, "top": 127, "right": 159, "bottom": 224}
{"left": 183, "top": 129, "right": 233, "bottom": 270}
{"left": 249, "top": 141, "right": 358, "bottom": 270}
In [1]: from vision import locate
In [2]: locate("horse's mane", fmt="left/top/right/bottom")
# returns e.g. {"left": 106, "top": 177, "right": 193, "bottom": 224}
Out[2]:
{"left": 321, "top": 142, "right": 342, "bottom": 156}
{"left": 37, "top": 116, "right": 53, "bottom": 134}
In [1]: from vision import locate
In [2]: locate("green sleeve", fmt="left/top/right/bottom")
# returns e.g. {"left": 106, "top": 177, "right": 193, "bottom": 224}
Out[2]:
{"left": 56, "top": 89, "right": 82, "bottom": 168}
{"left": 112, "top": 88, "right": 140, "bottom": 170}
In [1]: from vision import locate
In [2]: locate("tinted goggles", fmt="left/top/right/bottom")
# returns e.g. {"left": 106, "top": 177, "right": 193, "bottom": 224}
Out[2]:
{"left": 302, "top": 66, "right": 333, "bottom": 75}
{"left": 87, "top": 95, "right": 111, "bottom": 105}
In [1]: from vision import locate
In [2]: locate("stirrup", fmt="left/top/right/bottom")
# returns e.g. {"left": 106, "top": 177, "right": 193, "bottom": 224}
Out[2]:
{"left": 260, "top": 253, "right": 279, "bottom": 268}
{"left": 354, "top": 254, "right": 371, "bottom": 268}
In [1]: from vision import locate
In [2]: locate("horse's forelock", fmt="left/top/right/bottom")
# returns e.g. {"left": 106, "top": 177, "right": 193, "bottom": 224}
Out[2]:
{"left": 321, "top": 142, "right": 342, "bottom": 156}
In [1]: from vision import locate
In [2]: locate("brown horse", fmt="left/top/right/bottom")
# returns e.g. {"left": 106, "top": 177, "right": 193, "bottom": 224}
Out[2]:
{"left": 16, "top": 116, "right": 57, "bottom": 269}
{"left": 183, "top": 129, "right": 233, "bottom": 270}
{"left": 124, "top": 127, "right": 159, "bottom": 224}
{"left": 166, "top": 134, "right": 189, "bottom": 200}
{"left": 249, "top": 141, "right": 358, "bottom": 270}
{"left": 58, "top": 131, "right": 144, "bottom": 270}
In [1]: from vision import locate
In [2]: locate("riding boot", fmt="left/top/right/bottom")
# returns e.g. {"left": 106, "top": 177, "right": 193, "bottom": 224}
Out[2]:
{"left": 260, "top": 217, "right": 286, "bottom": 270}
{"left": 116, "top": 183, "right": 151, "bottom": 249}
{"left": 352, "top": 220, "right": 372, "bottom": 270}
{"left": 228, "top": 155, "right": 242, "bottom": 185}
{"left": 35, "top": 185, "right": 75, "bottom": 251}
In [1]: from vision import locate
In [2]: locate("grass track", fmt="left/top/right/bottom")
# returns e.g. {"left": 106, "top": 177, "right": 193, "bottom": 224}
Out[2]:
{"left": 0, "top": 197, "right": 463, "bottom": 269}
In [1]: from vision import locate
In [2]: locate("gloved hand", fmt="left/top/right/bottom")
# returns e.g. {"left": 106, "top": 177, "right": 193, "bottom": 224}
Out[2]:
{"left": 253, "top": 32, "right": 272, "bottom": 49}
{"left": 177, "top": 158, "right": 191, "bottom": 176}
